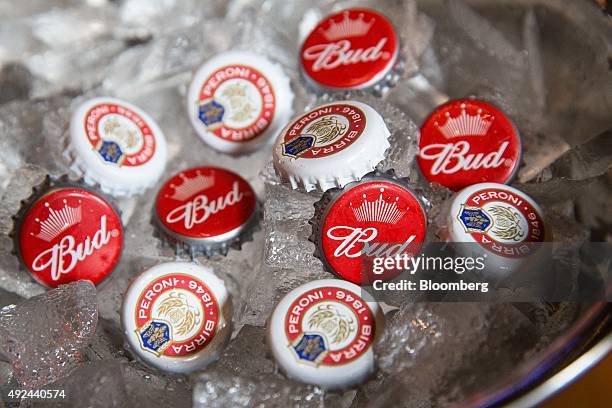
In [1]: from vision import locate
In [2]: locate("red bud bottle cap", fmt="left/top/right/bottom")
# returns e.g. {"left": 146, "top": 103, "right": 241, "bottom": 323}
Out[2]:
{"left": 418, "top": 100, "right": 521, "bottom": 191}
{"left": 187, "top": 50, "right": 294, "bottom": 155}
{"left": 122, "top": 261, "right": 231, "bottom": 373}
{"left": 154, "top": 166, "right": 258, "bottom": 257}
{"left": 273, "top": 100, "right": 390, "bottom": 192}
{"left": 448, "top": 183, "right": 546, "bottom": 259}
{"left": 300, "top": 8, "right": 400, "bottom": 92}
{"left": 15, "top": 182, "right": 123, "bottom": 288}
{"left": 267, "top": 279, "right": 383, "bottom": 389}
{"left": 69, "top": 97, "right": 168, "bottom": 196}
{"left": 310, "top": 171, "right": 427, "bottom": 284}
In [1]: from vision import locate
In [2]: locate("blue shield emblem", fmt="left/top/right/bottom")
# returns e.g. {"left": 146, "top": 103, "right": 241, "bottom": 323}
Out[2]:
{"left": 292, "top": 333, "right": 327, "bottom": 363}
{"left": 459, "top": 206, "right": 492, "bottom": 233}
{"left": 97, "top": 140, "right": 124, "bottom": 164}
{"left": 282, "top": 135, "right": 316, "bottom": 158}
{"left": 138, "top": 320, "right": 171, "bottom": 356}
{"left": 198, "top": 100, "right": 225, "bottom": 127}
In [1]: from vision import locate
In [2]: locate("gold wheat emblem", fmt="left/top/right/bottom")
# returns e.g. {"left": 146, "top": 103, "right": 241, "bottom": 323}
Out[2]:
{"left": 489, "top": 205, "right": 525, "bottom": 241}
{"left": 220, "top": 83, "right": 256, "bottom": 122}
{"left": 103, "top": 117, "right": 139, "bottom": 149}
{"left": 305, "top": 116, "right": 348, "bottom": 145}
{"left": 307, "top": 304, "right": 355, "bottom": 344}
{"left": 157, "top": 292, "right": 202, "bottom": 336}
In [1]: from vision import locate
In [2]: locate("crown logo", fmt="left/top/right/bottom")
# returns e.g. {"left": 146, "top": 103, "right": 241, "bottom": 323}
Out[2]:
{"left": 320, "top": 11, "right": 374, "bottom": 41}
{"left": 32, "top": 200, "right": 82, "bottom": 242}
{"left": 435, "top": 103, "right": 493, "bottom": 139}
{"left": 350, "top": 188, "right": 405, "bottom": 224}
{"left": 169, "top": 171, "right": 215, "bottom": 201}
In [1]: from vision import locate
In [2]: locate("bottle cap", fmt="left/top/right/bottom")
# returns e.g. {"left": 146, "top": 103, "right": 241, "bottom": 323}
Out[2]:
{"left": 310, "top": 170, "right": 427, "bottom": 284}
{"left": 300, "top": 8, "right": 401, "bottom": 93}
{"left": 187, "top": 50, "right": 294, "bottom": 155}
{"left": 418, "top": 99, "right": 521, "bottom": 191}
{"left": 153, "top": 166, "right": 258, "bottom": 257}
{"left": 273, "top": 100, "right": 390, "bottom": 192}
{"left": 447, "top": 182, "right": 546, "bottom": 259}
{"left": 13, "top": 177, "right": 123, "bottom": 288}
{"left": 267, "top": 279, "right": 383, "bottom": 389}
{"left": 68, "top": 97, "right": 168, "bottom": 197}
{"left": 121, "top": 261, "right": 231, "bottom": 373}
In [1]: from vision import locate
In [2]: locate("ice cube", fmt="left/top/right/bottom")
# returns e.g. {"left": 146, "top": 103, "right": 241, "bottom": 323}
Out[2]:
{"left": 241, "top": 181, "right": 328, "bottom": 326}
{"left": 355, "top": 303, "right": 537, "bottom": 406}
{"left": 0, "top": 96, "right": 73, "bottom": 179}
{"left": 263, "top": 182, "right": 322, "bottom": 271}
{"left": 0, "top": 287, "right": 22, "bottom": 309}
{"left": 375, "top": 97, "right": 421, "bottom": 180}
{"left": 516, "top": 174, "right": 611, "bottom": 237}
{"left": 0, "top": 0, "right": 109, "bottom": 20}
{"left": 0, "top": 3, "right": 126, "bottom": 97}
{"left": 193, "top": 372, "right": 356, "bottom": 408}
{"left": 192, "top": 324, "right": 354, "bottom": 408}
{"left": 0, "top": 166, "right": 48, "bottom": 298}
{"left": 26, "top": 39, "right": 125, "bottom": 98}
{"left": 518, "top": 130, "right": 571, "bottom": 183}
{"left": 34, "top": 359, "right": 192, "bottom": 408}
{"left": 122, "top": 361, "right": 192, "bottom": 408}
{"left": 84, "top": 318, "right": 127, "bottom": 362}
{"left": 0, "top": 63, "right": 33, "bottom": 106}
{"left": 29, "top": 5, "right": 119, "bottom": 49}
{"left": 522, "top": 8, "right": 546, "bottom": 116}
{"left": 545, "top": 129, "right": 612, "bottom": 181}
{"left": 103, "top": 22, "right": 230, "bottom": 99}
{"left": 447, "top": 0, "right": 524, "bottom": 66}
{"left": 36, "top": 359, "right": 127, "bottom": 408}
{"left": 0, "top": 280, "right": 98, "bottom": 389}
{"left": 196, "top": 244, "right": 266, "bottom": 334}
{"left": 119, "top": 0, "right": 227, "bottom": 38}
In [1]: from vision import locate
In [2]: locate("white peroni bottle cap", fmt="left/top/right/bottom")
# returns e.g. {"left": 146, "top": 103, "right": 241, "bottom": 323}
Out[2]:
{"left": 267, "top": 279, "right": 384, "bottom": 390}
{"left": 272, "top": 100, "right": 391, "bottom": 192}
{"left": 187, "top": 50, "right": 294, "bottom": 155}
{"left": 68, "top": 97, "right": 168, "bottom": 197}
{"left": 121, "top": 262, "right": 231, "bottom": 374}
{"left": 446, "top": 182, "right": 548, "bottom": 273}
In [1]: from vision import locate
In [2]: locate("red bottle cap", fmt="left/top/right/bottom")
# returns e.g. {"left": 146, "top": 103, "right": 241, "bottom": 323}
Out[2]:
{"left": 300, "top": 8, "right": 399, "bottom": 91}
{"left": 418, "top": 100, "right": 521, "bottom": 191}
{"left": 16, "top": 182, "right": 123, "bottom": 287}
{"left": 310, "top": 171, "right": 427, "bottom": 284}
{"left": 154, "top": 166, "right": 257, "bottom": 256}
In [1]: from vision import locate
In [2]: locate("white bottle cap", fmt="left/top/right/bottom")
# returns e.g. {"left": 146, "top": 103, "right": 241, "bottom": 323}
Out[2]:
{"left": 187, "top": 50, "right": 294, "bottom": 155}
{"left": 273, "top": 100, "right": 390, "bottom": 192}
{"left": 121, "top": 262, "right": 231, "bottom": 374}
{"left": 446, "top": 182, "right": 547, "bottom": 273}
{"left": 68, "top": 97, "right": 168, "bottom": 197}
{"left": 267, "top": 279, "right": 383, "bottom": 390}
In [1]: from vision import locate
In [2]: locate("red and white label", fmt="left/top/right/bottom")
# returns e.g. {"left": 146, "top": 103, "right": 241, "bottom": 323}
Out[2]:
{"left": 418, "top": 100, "right": 521, "bottom": 191}
{"left": 320, "top": 181, "right": 427, "bottom": 284}
{"left": 285, "top": 286, "right": 375, "bottom": 366}
{"left": 135, "top": 273, "right": 220, "bottom": 357}
{"left": 84, "top": 103, "right": 156, "bottom": 166}
{"left": 281, "top": 103, "right": 366, "bottom": 159}
{"left": 18, "top": 188, "right": 123, "bottom": 287}
{"left": 198, "top": 64, "right": 275, "bottom": 142}
{"left": 155, "top": 167, "right": 256, "bottom": 240}
{"left": 301, "top": 8, "right": 398, "bottom": 90}
{"left": 460, "top": 187, "right": 545, "bottom": 258}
